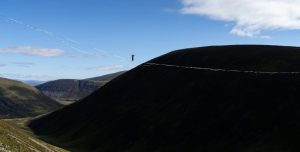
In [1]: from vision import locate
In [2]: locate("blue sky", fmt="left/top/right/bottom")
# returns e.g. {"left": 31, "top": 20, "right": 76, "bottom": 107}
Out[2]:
{"left": 1, "top": 0, "right": 300, "bottom": 80}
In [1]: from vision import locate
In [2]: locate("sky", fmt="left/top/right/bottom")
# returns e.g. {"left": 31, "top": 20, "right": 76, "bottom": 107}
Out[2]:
{"left": 1, "top": 0, "right": 300, "bottom": 81}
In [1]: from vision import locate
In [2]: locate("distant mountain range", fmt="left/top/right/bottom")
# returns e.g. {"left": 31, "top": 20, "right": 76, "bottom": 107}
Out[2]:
{"left": 21, "top": 80, "right": 46, "bottom": 86}
{"left": 30, "top": 45, "right": 300, "bottom": 151}
{"left": 36, "top": 71, "right": 125, "bottom": 103}
{"left": 0, "top": 77, "right": 61, "bottom": 119}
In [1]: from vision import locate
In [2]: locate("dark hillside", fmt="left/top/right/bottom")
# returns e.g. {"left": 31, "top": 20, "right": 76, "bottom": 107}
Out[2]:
{"left": 30, "top": 45, "right": 300, "bottom": 152}
{"left": 36, "top": 79, "right": 103, "bottom": 102}
{"left": 36, "top": 71, "right": 125, "bottom": 102}
{"left": 152, "top": 45, "right": 300, "bottom": 72}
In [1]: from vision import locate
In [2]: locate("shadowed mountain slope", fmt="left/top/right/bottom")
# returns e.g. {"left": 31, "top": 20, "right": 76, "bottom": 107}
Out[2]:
{"left": 0, "top": 77, "right": 61, "bottom": 119}
{"left": 85, "top": 71, "right": 126, "bottom": 81}
{"left": 36, "top": 71, "right": 125, "bottom": 102}
{"left": 29, "top": 45, "right": 300, "bottom": 152}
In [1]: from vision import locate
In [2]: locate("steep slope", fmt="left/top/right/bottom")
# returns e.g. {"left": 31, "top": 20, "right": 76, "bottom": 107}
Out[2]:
{"left": 36, "top": 71, "right": 125, "bottom": 102}
{"left": 36, "top": 79, "right": 103, "bottom": 103}
{"left": 0, "top": 77, "right": 61, "bottom": 119}
{"left": 30, "top": 45, "right": 300, "bottom": 152}
{"left": 0, "top": 119, "right": 67, "bottom": 152}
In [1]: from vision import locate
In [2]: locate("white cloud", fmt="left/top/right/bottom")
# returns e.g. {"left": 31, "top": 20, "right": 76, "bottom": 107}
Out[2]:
{"left": 12, "top": 62, "right": 35, "bottom": 67}
{"left": 88, "top": 65, "right": 125, "bottom": 71}
{"left": 0, "top": 46, "right": 64, "bottom": 57}
{"left": 181, "top": 0, "right": 300, "bottom": 37}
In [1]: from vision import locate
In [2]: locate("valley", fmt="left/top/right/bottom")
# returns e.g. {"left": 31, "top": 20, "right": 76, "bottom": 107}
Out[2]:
{"left": 0, "top": 71, "right": 125, "bottom": 151}
{"left": 2, "top": 1, "right": 300, "bottom": 151}
{"left": 0, "top": 118, "right": 67, "bottom": 152}
{"left": 3, "top": 45, "right": 300, "bottom": 151}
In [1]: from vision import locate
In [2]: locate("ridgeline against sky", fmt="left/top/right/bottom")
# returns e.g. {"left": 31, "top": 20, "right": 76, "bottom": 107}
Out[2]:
{"left": 1, "top": 0, "right": 300, "bottom": 80}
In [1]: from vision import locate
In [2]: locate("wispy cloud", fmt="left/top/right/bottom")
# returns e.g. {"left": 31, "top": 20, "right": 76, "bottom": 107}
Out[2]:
{"left": 1, "top": 16, "right": 132, "bottom": 62}
{"left": 5, "top": 17, "right": 92, "bottom": 55}
{"left": 12, "top": 62, "right": 35, "bottom": 67}
{"left": 2, "top": 16, "right": 127, "bottom": 60}
{"left": 35, "top": 28, "right": 54, "bottom": 36}
{"left": 181, "top": 0, "right": 300, "bottom": 37}
{"left": 0, "top": 46, "right": 64, "bottom": 57}
{"left": 87, "top": 64, "right": 125, "bottom": 71}
{"left": 0, "top": 64, "right": 6, "bottom": 67}
{"left": 0, "top": 73, "right": 57, "bottom": 81}
{"left": 66, "top": 38, "right": 81, "bottom": 45}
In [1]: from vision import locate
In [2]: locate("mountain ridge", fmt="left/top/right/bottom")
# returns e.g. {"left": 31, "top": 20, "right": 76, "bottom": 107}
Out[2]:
{"left": 29, "top": 45, "right": 300, "bottom": 152}
{"left": 36, "top": 71, "right": 126, "bottom": 102}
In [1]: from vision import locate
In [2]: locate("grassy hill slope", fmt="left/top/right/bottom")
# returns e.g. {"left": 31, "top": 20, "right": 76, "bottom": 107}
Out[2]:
{"left": 0, "top": 77, "right": 61, "bottom": 119}
{"left": 29, "top": 45, "right": 300, "bottom": 152}
{"left": 0, "top": 119, "right": 67, "bottom": 152}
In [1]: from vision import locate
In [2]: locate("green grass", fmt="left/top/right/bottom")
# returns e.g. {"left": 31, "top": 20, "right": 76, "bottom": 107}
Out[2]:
{"left": 0, "top": 119, "right": 68, "bottom": 152}
{"left": 0, "top": 77, "right": 61, "bottom": 118}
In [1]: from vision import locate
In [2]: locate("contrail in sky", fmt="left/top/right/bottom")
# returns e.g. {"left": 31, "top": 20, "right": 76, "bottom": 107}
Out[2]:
{"left": 0, "top": 14, "right": 130, "bottom": 62}
{"left": 4, "top": 16, "right": 91, "bottom": 55}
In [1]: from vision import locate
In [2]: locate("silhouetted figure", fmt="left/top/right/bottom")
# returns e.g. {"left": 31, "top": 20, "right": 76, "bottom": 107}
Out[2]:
{"left": 132, "top": 54, "right": 135, "bottom": 62}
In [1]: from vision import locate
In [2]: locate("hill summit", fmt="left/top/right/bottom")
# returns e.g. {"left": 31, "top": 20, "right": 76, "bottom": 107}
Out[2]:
{"left": 30, "top": 45, "right": 300, "bottom": 152}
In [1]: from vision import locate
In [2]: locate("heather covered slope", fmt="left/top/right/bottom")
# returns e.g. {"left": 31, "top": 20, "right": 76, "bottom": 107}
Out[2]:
{"left": 36, "top": 71, "right": 125, "bottom": 102}
{"left": 0, "top": 77, "right": 61, "bottom": 119}
{"left": 153, "top": 45, "right": 300, "bottom": 72}
{"left": 30, "top": 45, "right": 300, "bottom": 152}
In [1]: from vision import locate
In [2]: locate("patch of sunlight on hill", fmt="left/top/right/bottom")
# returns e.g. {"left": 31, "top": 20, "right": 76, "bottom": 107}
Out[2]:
{"left": 0, "top": 119, "right": 68, "bottom": 152}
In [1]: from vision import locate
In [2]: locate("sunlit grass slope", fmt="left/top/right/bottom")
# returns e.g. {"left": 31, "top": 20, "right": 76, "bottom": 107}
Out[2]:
{"left": 0, "top": 119, "right": 67, "bottom": 152}
{"left": 0, "top": 77, "right": 61, "bottom": 118}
